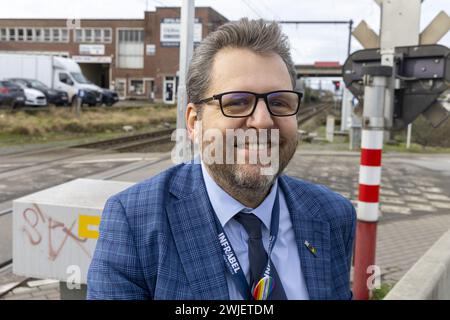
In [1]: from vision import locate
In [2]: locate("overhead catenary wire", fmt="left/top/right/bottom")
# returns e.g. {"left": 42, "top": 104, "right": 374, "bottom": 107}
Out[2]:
{"left": 259, "top": 0, "right": 281, "bottom": 21}
{"left": 241, "top": 0, "right": 264, "bottom": 19}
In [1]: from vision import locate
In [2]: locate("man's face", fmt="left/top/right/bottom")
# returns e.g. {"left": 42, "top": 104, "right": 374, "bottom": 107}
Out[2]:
{"left": 189, "top": 47, "right": 298, "bottom": 191}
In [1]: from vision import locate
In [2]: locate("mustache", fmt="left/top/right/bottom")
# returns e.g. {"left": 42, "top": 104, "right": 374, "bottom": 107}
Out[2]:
{"left": 234, "top": 141, "right": 280, "bottom": 148}
{"left": 198, "top": 128, "right": 285, "bottom": 149}
{"left": 230, "top": 130, "right": 283, "bottom": 147}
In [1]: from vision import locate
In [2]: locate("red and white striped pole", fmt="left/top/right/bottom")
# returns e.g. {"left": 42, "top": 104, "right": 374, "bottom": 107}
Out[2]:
{"left": 352, "top": 66, "right": 392, "bottom": 300}
{"left": 353, "top": 130, "right": 383, "bottom": 300}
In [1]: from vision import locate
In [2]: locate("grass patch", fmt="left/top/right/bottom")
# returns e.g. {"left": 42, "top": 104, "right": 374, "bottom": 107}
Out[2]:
{"left": 370, "top": 283, "right": 394, "bottom": 300}
{"left": 0, "top": 105, "right": 176, "bottom": 147}
{"left": 384, "top": 142, "right": 450, "bottom": 154}
{"left": 300, "top": 125, "right": 450, "bottom": 154}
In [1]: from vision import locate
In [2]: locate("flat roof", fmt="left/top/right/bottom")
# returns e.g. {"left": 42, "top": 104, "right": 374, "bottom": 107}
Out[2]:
{"left": 0, "top": 6, "right": 228, "bottom": 22}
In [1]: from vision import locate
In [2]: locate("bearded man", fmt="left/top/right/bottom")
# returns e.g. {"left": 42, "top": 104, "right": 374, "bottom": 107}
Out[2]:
{"left": 87, "top": 18, "right": 356, "bottom": 300}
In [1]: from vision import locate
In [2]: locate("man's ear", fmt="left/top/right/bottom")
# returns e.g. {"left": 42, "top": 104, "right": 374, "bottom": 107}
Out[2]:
{"left": 186, "top": 103, "right": 198, "bottom": 141}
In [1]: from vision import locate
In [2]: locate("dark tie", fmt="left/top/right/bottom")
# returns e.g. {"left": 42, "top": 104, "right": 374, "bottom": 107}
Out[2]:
{"left": 234, "top": 212, "right": 287, "bottom": 300}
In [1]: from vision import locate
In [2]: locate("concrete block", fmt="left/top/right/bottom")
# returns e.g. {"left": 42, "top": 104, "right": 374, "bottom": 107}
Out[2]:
{"left": 12, "top": 179, "right": 133, "bottom": 284}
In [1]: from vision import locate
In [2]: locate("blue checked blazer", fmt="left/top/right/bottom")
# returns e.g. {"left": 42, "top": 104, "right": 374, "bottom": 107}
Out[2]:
{"left": 87, "top": 162, "right": 356, "bottom": 300}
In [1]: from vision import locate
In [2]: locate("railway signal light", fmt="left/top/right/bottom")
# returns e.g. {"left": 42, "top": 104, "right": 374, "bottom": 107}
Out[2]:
{"left": 343, "top": 44, "right": 450, "bottom": 130}
{"left": 332, "top": 80, "right": 341, "bottom": 91}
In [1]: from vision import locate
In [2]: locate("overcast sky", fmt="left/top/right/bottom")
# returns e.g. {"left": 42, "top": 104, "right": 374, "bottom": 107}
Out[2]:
{"left": 1, "top": 0, "right": 449, "bottom": 88}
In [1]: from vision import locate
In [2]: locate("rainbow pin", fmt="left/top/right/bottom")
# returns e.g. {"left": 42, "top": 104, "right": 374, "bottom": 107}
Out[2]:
{"left": 252, "top": 276, "right": 274, "bottom": 300}
{"left": 304, "top": 240, "right": 317, "bottom": 256}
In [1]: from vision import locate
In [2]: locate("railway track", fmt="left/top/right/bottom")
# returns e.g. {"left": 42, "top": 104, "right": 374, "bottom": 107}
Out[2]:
{"left": 298, "top": 102, "right": 332, "bottom": 125}
{"left": 0, "top": 144, "right": 71, "bottom": 159}
{"left": 0, "top": 127, "right": 175, "bottom": 175}
{"left": 74, "top": 127, "right": 174, "bottom": 152}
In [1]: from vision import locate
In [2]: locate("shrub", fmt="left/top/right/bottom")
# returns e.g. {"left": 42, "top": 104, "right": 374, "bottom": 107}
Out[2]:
{"left": 411, "top": 116, "right": 450, "bottom": 148}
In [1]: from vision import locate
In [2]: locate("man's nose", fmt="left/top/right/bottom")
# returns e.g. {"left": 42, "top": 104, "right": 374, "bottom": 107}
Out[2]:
{"left": 246, "top": 99, "right": 275, "bottom": 128}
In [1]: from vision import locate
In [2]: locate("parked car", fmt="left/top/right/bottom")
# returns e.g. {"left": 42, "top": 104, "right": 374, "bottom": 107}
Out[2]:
{"left": 8, "top": 80, "right": 47, "bottom": 107}
{"left": 0, "top": 53, "right": 103, "bottom": 105}
{"left": 76, "top": 89, "right": 101, "bottom": 107}
{"left": 0, "top": 80, "right": 26, "bottom": 109}
{"left": 101, "top": 89, "right": 119, "bottom": 106}
{"left": 8, "top": 78, "right": 68, "bottom": 106}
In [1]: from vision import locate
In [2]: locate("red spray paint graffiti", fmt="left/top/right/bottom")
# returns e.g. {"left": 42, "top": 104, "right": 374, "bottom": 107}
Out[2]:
{"left": 21, "top": 204, "right": 92, "bottom": 261}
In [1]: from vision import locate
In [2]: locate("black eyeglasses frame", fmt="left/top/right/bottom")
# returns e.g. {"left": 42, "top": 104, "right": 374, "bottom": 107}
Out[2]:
{"left": 194, "top": 90, "right": 303, "bottom": 118}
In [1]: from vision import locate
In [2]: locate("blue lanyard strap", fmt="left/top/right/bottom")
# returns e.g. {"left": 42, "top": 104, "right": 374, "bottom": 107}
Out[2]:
{"left": 214, "top": 189, "right": 280, "bottom": 300}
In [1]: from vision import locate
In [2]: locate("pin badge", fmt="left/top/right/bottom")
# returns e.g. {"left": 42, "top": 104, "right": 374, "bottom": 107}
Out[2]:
{"left": 304, "top": 240, "right": 317, "bottom": 256}
{"left": 252, "top": 276, "right": 274, "bottom": 300}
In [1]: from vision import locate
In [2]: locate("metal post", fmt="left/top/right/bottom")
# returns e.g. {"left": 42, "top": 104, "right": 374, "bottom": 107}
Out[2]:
{"left": 72, "top": 90, "right": 83, "bottom": 116}
{"left": 353, "top": 65, "right": 391, "bottom": 300}
{"left": 176, "top": 0, "right": 195, "bottom": 162}
{"left": 341, "top": 88, "right": 353, "bottom": 132}
{"left": 176, "top": 0, "right": 194, "bottom": 131}
{"left": 76, "top": 95, "right": 82, "bottom": 116}
{"left": 342, "top": 20, "right": 355, "bottom": 133}
{"left": 347, "top": 20, "right": 353, "bottom": 57}
{"left": 326, "top": 115, "right": 335, "bottom": 142}
{"left": 406, "top": 123, "right": 412, "bottom": 148}
{"left": 352, "top": 0, "right": 422, "bottom": 299}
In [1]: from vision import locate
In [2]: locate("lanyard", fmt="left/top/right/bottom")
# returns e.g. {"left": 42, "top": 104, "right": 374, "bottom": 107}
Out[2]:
{"left": 214, "top": 189, "right": 280, "bottom": 300}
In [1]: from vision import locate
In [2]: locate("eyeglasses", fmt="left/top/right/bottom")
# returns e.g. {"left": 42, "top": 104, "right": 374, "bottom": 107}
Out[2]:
{"left": 194, "top": 90, "right": 303, "bottom": 118}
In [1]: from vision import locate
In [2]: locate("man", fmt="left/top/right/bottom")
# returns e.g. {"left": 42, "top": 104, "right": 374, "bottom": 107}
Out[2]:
{"left": 87, "top": 19, "right": 356, "bottom": 300}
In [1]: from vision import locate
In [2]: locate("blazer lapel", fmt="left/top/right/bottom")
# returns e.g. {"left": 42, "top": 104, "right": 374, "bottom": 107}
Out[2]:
{"left": 166, "top": 164, "right": 229, "bottom": 300}
{"left": 279, "top": 176, "right": 332, "bottom": 300}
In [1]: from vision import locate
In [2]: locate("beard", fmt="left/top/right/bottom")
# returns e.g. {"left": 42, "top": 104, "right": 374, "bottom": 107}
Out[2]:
{"left": 203, "top": 131, "right": 298, "bottom": 193}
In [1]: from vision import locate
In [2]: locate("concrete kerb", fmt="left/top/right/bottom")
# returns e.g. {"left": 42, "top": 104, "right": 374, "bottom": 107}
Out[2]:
{"left": 384, "top": 228, "right": 450, "bottom": 300}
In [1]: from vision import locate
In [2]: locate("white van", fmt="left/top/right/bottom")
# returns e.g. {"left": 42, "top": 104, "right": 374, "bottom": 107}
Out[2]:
{"left": 0, "top": 53, "right": 103, "bottom": 105}
{"left": 52, "top": 56, "right": 103, "bottom": 105}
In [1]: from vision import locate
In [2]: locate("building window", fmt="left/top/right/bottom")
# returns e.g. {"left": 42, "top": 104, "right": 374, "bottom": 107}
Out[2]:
{"left": 0, "top": 28, "right": 7, "bottom": 41}
{"left": 84, "top": 29, "right": 92, "bottom": 42}
{"left": 26, "top": 28, "right": 33, "bottom": 41}
{"left": 17, "top": 28, "right": 24, "bottom": 41}
{"left": 43, "top": 28, "right": 51, "bottom": 42}
{"left": 75, "top": 29, "right": 82, "bottom": 42}
{"left": 129, "top": 79, "right": 145, "bottom": 95}
{"left": 103, "top": 29, "right": 111, "bottom": 42}
{"left": 0, "top": 27, "right": 68, "bottom": 43}
{"left": 35, "top": 28, "right": 43, "bottom": 42}
{"left": 72, "top": 28, "right": 112, "bottom": 43}
{"left": 115, "top": 79, "right": 126, "bottom": 98}
{"left": 117, "top": 29, "right": 144, "bottom": 69}
{"left": 52, "top": 28, "right": 60, "bottom": 42}
{"left": 61, "top": 29, "right": 68, "bottom": 42}
{"left": 9, "top": 28, "right": 16, "bottom": 41}
{"left": 94, "top": 29, "right": 102, "bottom": 42}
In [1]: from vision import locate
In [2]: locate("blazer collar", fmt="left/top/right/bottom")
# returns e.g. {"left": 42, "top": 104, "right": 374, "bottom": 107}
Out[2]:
{"left": 166, "top": 163, "right": 229, "bottom": 299}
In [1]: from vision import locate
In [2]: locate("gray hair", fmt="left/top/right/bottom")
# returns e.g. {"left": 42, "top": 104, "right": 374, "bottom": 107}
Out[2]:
{"left": 187, "top": 18, "right": 297, "bottom": 107}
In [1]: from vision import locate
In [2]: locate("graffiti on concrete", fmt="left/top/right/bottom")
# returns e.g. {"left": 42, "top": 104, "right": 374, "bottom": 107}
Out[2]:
{"left": 21, "top": 204, "right": 91, "bottom": 261}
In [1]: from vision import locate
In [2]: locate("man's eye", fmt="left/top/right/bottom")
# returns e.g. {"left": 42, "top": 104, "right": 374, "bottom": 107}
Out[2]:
{"left": 224, "top": 99, "right": 250, "bottom": 107}
{"left": 270, "top": 100, "right": 289, "bottom": 107}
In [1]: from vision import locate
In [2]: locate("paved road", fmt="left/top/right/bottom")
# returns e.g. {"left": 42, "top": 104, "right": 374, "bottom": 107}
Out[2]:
{"left": 286, "top": 150, "right": 450, "bottom": 284}
{"left": 1, "top": 148, "right": 449, "bottom": 299}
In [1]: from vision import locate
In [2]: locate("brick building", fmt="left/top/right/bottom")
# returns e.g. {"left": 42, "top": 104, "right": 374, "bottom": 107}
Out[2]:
{"left": 0, "top": 7, "right": 228, "bottom": 103}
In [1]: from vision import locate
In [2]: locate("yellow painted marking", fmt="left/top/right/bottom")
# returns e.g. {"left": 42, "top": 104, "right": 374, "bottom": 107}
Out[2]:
{"left": 78, "top": 215, "right": 101, "bottom": 239}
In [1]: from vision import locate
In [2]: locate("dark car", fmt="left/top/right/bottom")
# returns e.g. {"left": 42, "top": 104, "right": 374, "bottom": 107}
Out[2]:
{"left": 101, "top": 89, "right": 119, "bottom": 106}
{"left": 78, "top": 89, "right": 99, "bottom": 107}
{"left": 8, "top": 78, "right": 69, "bottom": 106}
{"left": 0, "top": 80, "right": 26, "bottom": 109}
